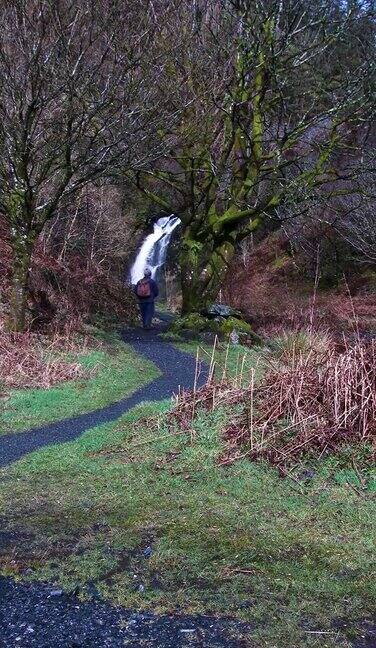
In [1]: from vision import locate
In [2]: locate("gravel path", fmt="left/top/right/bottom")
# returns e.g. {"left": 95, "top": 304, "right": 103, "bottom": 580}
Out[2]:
{"left": 3, "top": 316, "right": 253, "bottom": 648}
{"left": 0, "top": 314, "right": 207, "bottom": 468}
{"left": 0, "top": 577, "right": 253, "bottom": 648}
{"left": 1, "top": 575, "right": 375, "bottom": 648}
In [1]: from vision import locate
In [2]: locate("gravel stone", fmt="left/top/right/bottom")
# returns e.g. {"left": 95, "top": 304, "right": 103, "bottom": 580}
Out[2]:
{"left": 0, "top": 576, "right": 253, "bottom": 647}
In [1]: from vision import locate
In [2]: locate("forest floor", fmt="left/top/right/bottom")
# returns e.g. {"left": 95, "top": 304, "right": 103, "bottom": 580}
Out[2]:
{"left": 0, "top": 316, "right": 375, "bottom": 648}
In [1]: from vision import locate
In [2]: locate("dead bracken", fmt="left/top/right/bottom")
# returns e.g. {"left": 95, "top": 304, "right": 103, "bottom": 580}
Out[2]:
{"left": 0, "top": 325, "right": 92, "bottom": 390}
{"left": 173, "top": 337, "right": 376, "bottom": 472}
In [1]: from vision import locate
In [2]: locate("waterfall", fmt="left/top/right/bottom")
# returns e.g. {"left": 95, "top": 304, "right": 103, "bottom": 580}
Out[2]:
{"left": 130, "top": 215, "right": 181, "bottom": 285}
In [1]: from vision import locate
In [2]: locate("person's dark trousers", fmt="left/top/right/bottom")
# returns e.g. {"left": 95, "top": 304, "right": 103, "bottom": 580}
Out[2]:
{"left": 139, "top": 301, "right": 155, "bottom": 328}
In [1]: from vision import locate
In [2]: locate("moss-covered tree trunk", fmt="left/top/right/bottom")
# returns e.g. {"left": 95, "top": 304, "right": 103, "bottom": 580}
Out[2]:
{"left": 133, "top": 8, "right": 360, "bottom": 319}
{"left": 5, "top": 189, "right": 38, "bottom": 332}
{"left": 8, "top": 230, "right": 35, "bottom": 332}
{"left": 180, "top": 229, "right": 235, "bottom": 313}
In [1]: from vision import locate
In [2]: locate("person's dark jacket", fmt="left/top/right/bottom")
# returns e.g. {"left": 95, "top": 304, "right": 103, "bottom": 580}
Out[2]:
{"left": 134, "top": 278, "right": 159, "bottom": 303}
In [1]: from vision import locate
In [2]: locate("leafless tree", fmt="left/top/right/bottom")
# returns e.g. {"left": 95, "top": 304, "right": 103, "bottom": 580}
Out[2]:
{"left": 0, "top": 0, "right": 171, "bottom": 330}
{"left": 133, "top": 0, "right": 375, "bottom": 312}
{"left": 278, "top": 126, "right": 376, "bottom": 278}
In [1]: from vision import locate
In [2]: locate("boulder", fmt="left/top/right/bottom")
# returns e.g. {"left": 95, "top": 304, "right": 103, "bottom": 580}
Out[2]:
{"left": 201, "top": 303, "right": 241, "bottom": 319}
{"left": 218, "top": 316, "right": 263, "bottom": 345}
{"left": 169, "top": 312, "right": 263, "bottom": 346}
{"left": 170, "top": 312, "right": 210, "bottom": 334}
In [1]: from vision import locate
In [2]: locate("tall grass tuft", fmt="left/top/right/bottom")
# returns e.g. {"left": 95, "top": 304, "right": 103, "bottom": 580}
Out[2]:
{"left": 174, "top": 333, "right": 376, "bottom": 470}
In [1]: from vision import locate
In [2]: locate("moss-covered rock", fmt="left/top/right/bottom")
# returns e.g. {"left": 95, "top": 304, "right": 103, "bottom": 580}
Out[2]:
{"left": 201, "top": 303, "right": 242, "bottom": 319}
{"left": 170, "top": 312, "right": 213, "bottom": 334}
{"left": 219, "top": 316, "right": 252, "bottom": 335}
{"left": 219, "top": 316, "right": 263, "bottom": 345}
{"left": 170, "top": 312, "right": 263, "bottom": 345}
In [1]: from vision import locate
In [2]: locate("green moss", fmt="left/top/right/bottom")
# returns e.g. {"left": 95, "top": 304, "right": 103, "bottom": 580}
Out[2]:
{"left": 271, "top": 254, "right": 290, "bottom": 270}
{"left": 170, "top": 313, "right": 212, "bottom": 334}
{"left": 219, "top": 316, "right": 263, "bottom": 344}
{"left": 170, "top": 313, "right": 263, "bottom": 345}
{"left": 362, "top": 269, "right": 376, "bottom": 291}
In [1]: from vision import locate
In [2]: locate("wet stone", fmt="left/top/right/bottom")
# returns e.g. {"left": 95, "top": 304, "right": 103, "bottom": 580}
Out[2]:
{"left": 203, "top": 304, "right": 240, "bottom": 319}
{"left": 48, "top": 589, "right": 64, "bottom": 597}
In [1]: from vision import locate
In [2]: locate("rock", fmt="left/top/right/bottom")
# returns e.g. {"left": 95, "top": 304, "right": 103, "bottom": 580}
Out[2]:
{"left": 169, "top": 313, "right": 210, "bottom": 335}
{"left": 129, "top": 612, "right": 150, "bottom": 622}
{"left": 170, "top": 311, "right": 263, "bottom": 345}
{"left": 219, "top": 317, "right": 263, "bottom": 345}
{"left": 297, "top": 469, "right": 316, "bottom": 481}
{"left": 202, "top": 304, "right": 240, "bottom": 319}
{"left": 229, "top": 330, "right": 239, "bottom": 345}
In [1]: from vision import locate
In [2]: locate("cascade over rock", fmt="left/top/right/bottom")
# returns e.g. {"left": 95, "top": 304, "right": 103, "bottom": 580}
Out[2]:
{"left": 130, "top": 215, "right": 180, "bottom": 284}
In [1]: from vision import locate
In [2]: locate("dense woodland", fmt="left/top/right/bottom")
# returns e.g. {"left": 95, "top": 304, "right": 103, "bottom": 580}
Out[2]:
{"left": 0, "top": 0, "right": 375, "bottom": 331}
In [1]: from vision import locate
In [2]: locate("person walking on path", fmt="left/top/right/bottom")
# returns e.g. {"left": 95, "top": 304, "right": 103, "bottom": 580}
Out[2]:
{"left": 134, "top": 268, "right": 159, "bottom": 329}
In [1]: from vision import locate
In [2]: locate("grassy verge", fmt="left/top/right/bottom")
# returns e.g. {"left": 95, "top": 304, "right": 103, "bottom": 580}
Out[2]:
{"left": 173, "top": 339, "right": 265, "bottom": 383}
{"left": 0, "top": 401, "right": 374, "bottom": 647}
{"left": 0, "top": 332, "right": 160, "bottom": 434}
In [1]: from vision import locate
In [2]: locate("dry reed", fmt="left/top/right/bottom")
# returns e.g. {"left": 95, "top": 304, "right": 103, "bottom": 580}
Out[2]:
{"left": 173, "top": 337, "right": 376, "bottom": 470}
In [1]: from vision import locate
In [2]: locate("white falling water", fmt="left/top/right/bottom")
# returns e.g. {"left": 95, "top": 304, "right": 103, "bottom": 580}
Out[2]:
{"left": 130, "top": 215, "right": 181, "bottom": 284}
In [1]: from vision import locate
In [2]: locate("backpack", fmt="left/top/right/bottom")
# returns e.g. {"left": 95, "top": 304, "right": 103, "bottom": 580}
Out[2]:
{"left": 136, "top": 278, "right": 151, "bottom": 298}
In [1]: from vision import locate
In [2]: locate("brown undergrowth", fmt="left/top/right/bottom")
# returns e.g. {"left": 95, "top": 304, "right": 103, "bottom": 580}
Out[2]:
{"left": 173, "top": 335, "right": 376, "bottom": 473}
{"left": 224, "top": 232, "right": 376, "bottom": 340}
{"left": 0, "top": 320, "right": 95, "bottom": 390}
{"left": 0, "top": 214, "right": 137, "bottom": 390}
{"left": 0, "top": 215, "right": 137, "bottom": 331}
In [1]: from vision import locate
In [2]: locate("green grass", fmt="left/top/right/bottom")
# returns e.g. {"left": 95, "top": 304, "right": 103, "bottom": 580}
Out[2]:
{"left": 174, "top": 339, "right": 265, "bottom": 384}
{"left": 0, "top": 336, "right": 160, "bottom": 434}
{"left": 0, "top": 402, "right": 374, "bottom": 647}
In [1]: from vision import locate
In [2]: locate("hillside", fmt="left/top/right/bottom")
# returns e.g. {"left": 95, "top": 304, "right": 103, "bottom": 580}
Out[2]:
{"left": 0, "top": 206, "right": 137, "bottom": 333}
{"left": 224, "top": 232, "right": 376, "bottom": 342}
